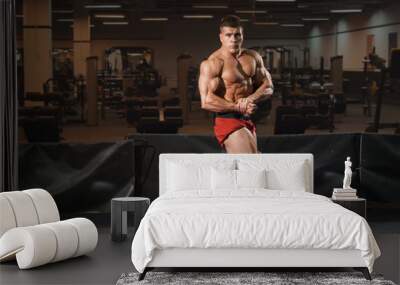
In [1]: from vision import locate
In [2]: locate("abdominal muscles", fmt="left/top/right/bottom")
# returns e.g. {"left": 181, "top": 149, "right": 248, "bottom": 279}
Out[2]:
{"left": 223, "top": 79, "right": 253, "bottom": 103}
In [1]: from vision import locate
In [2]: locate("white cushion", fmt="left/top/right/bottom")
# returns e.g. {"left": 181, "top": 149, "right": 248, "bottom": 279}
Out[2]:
{"left": 159, "top": 154, "right": 313, "bottom": 195}
{"left": 1, "top": 191, "right": 39, "bottom": 227}
{"left": 238, "top": 159, "right": 308, "bottom": 192}
{"left": 0, "top": 189, "right": 98, "bottom": 269}
{"left": 42, "top": 221, "right": 79, "bottom": 262}
{"left": 0, "top": 218, "right": 98, "bottom": 269}
{"left": 0, "top": 196, "right": 17, "bottom": 237}
{"left": 0, "top": 226, "right": 57, "bottom": 269}
{"left": 237, "top": 169, "right": 267, "bottom": 189}
{"left": 211, "top": 168, "right": 267, "bottom": 191}
{"left": 0, "top": 189, "right": 60, "bottom": 238}
{"left": 24, "top": 189, "right": 60, "bottom": 224}
{"left": 166, "top": 160, "right": 236, "bottom": 192}
{"left": 211, "top": 168, "right": 236, "bottom": 190}
{"left": 65, "top": 218, "right": 98, "bottom": 257}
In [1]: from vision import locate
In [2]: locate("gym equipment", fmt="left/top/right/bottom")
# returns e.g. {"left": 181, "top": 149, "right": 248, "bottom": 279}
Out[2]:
{"left": 126, "top": 98, "right": 143, "bottom": 124}
{"left": 319, "top": 57, "right": 325, "bottom": 85}
{"left": 187, "top": 66, "right": 199, "bottom": 102}
{"left": 25, "top": 92, "right": 64, "bottom": 108}
{"left": 365, "top": 48, "right": 400, "bottom": 133}
{"left": 18, "top": 114, "right": 62, "bottom": 143}
{"left": 135, "top": 96, "right": 183, "bottom": 134}
{"left": 279, "top": 78, "right": 336, "bottom": 132}
{"left": 303, "top": 48, "right": 310, "bottom": 68}
{"left": 274, "top": 105, "right": 306, "bottom": 135}
{"left": 361, "top": 56, "right": 373, "bottom": 116}
{"left": 136, "top": 120, "right": 181, "bottom": 134}
{"left": 330, "top": 56, "right": 346, "bottom": 114}
{"left": 42, "top": 76, "right": 86, "bottom": 123}
{"left": 177, "top": 53, "right": 193, "bottom": 124}
{"left": 250, "top": 97, "right": 272, "bottom": 124}
{"left": 390, "top": 48, "right": 400, "bottom": 79}
{"left": 330, "top": 56, "right": 343, "bottom": 95}
{"left": 86, "top": 56, "right": 98, "bottom": 126}
{"left": 140, "top": 106, "right": 159, "bottom": 122}
{"left": 133, "top": 68, "right": 161, "bottom": 98}
{"left": 19, "top": 93, "right": 63, "bottom": 142}
{"left": 162, "top": 97, "right": 180, "bottom": 107}
{"left": 142, "top": 98, "right": 158, "bottom": 107}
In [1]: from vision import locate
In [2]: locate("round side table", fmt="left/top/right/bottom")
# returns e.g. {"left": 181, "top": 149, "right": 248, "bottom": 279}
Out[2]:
{"left": 111, "top": 197, "right": 150, "bottom": 242}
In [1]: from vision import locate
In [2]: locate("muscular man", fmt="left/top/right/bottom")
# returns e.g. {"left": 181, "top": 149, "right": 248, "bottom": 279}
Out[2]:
{"left": 199, "top": 15, "right": 273, "bottom": 153}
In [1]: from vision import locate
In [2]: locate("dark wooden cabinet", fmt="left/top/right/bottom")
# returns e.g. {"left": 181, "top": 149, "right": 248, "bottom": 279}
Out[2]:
{"left": 332, "top": 198, "right": 366, "bottom": 219}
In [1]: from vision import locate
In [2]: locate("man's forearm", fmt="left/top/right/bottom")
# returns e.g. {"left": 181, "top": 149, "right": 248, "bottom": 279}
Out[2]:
{"left": 248, "top": 81, "right": 273, "bottom": 103}
{"left": 201, "top": 93, "right": 238, "bottom": 113}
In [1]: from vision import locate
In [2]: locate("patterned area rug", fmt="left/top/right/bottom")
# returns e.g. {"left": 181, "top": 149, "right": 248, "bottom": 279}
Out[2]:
{"left": 116, "top": 271, "right": 396, "bottom": 285}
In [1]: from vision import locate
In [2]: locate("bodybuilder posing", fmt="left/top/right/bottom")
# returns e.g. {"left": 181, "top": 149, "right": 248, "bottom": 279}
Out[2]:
{"left": 198, "top": 15, "right": 274, "bottom": 153}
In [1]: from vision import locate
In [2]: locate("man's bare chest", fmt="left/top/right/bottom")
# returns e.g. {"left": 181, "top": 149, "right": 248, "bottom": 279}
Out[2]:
{"left": 221, "top": 57, "right": 256, "bottom": 84}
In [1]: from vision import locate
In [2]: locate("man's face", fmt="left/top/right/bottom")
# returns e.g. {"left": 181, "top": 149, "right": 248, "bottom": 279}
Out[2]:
{"left": 219, "top": 26, "right": 243, "bottom": 54}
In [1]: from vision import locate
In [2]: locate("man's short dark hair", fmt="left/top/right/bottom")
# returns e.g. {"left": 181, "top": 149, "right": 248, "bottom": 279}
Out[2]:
{"left": 220, "top": 15, "right": 242, "bottom": 31}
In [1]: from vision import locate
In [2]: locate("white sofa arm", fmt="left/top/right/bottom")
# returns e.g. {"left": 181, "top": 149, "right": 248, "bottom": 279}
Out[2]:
{"left": 0, "top": 188, "right": 60, "bottom": 237}
{"left": 65, "top": 218, "right": 98, "bottom": 257}
{"left": 0, "top": 218, "right": 98, "bottom": 269}
{"left": 0, "top": 226, "right": 57, "bottom": 269}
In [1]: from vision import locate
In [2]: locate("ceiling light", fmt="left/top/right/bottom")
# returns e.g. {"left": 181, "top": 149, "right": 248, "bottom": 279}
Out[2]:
{"left": 281, "top": 23, "right": 304, "bottom": 27}
{"left": 128, "top": 53, "right": 144, "bottom": 56}
{"left": 57, "top": 19, "right": 74, "bottom": 22}
{"left": 53, "top": 10, "right": 73, "bottom": 13}
{"left": 95, "top": 14, "right": 125, "bottom": 18}
{"left": 70, "top": 24, "right": 95, "bottom": 28}
{"left": 193, "top": 5, "right": 228, "bottom": 9}
{"left": 256, "top": 0, "right": 295, "bottom": 2}
{"left": 254, "top": 22, "right": 279, "bottom": 25}
{"left": 240, "top": 18, "right": 250, "bottom": 22}
{"left": 103, "top": 21, "right": 129, "bottom": 25}
{"left": 140, "top": 17, "right": 169, "bottom": 21}
{"left": 235, "top": 10, "right": 267, "bottom": 14}
{"left": 330, "top": 9, "right": 362, "bottom": 13}
{"left": 302, "top": 18, "right": 329, "bottom": 21}
{"left": 84, "top": 4, "right": 122, "bottom": 9}
{"left": 183, "top": 15, "right": 214, "bottom": 19}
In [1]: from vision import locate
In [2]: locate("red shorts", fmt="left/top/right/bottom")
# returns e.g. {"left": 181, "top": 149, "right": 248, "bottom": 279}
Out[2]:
{"left": 214, "top": 117, "right": 256, "bottom": 146}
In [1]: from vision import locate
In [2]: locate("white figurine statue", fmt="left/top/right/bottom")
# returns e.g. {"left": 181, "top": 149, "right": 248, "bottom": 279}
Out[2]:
{"left": 343, "top": 157, "right": 353, "bottom": 189}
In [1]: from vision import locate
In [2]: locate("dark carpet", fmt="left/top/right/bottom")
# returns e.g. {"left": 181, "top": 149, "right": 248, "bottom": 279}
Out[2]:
{"left": 116, "top": 271, "right": 396, "bottom": 285}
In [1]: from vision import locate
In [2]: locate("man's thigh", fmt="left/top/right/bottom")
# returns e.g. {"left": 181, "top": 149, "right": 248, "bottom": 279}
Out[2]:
{"left": 224, "top": 127, "right": 257, "bottom": 154}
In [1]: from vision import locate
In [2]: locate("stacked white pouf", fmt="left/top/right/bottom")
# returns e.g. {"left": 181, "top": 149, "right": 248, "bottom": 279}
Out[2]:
{"left": 0, "top": 188, "right": 98, "bottom": 269}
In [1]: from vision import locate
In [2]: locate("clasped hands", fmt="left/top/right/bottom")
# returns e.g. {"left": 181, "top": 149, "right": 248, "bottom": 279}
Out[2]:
{"left": 234, "top": 87, "right": 273, "bottom": 115}
{"left": 235, "top": 97, "right": 257, "bottom": 116}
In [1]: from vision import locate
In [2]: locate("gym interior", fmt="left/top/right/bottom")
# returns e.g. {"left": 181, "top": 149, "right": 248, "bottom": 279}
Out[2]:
{"left": 13, "top": 0, "right": 400, "bottom": 141}
{"left": 1, "top": 0, "right": 400, "bottom": 284}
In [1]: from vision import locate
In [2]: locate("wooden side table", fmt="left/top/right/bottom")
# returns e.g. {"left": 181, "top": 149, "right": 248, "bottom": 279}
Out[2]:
{"left": 111, "top": 197, "right": 150, "bottom": 242}
{"left": 331, "top": 197, "right": 366, "bottom": 219}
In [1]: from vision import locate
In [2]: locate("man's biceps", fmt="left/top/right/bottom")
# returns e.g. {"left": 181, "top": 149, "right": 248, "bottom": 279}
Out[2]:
{"left": 266, "top": 69, "right": 272, "bottom": 80}
{"left": 199, "top": 73, "right": 210, "bottom": 84}
{"left": 208, "top": 77, "right": 220, "bottom": 91}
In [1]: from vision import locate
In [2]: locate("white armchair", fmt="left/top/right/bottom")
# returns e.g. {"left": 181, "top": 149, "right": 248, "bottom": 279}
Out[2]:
{"left": 0, "top": 188, "right": 98, "bottom": 269}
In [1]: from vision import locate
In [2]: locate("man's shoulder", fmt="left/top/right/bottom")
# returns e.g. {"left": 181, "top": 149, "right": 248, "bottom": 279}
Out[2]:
{"left": 242, "top": 49, "right": 262, "bottom": 62}
{"left": 208, "top": 50, "right": 224, "bottom": 65}
{"left": 201, "top": 53, "right": 224, "bottom": 75}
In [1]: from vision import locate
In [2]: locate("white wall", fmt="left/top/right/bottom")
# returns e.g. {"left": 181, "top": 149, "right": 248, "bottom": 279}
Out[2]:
{"left": 307, "top": 2, "right": 400, "bottom": 71}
